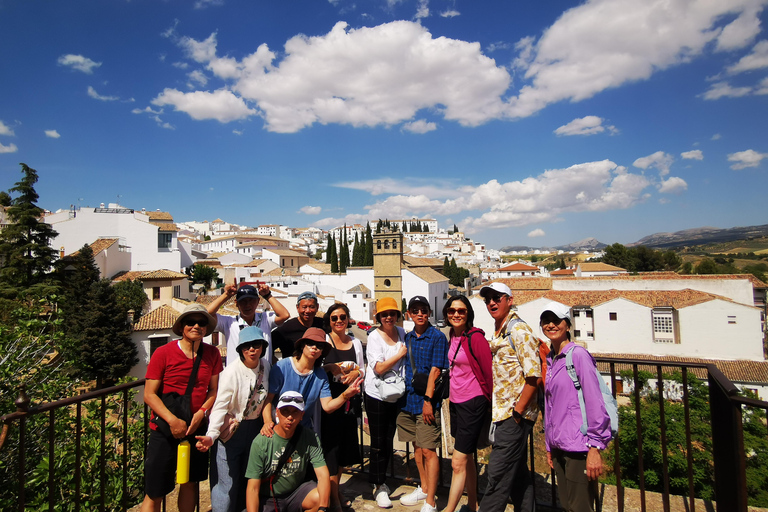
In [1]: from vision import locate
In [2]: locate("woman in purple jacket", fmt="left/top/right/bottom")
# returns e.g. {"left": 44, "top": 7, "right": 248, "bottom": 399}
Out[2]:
{"left": 540, "top": 301, "right": 611, "bottom": 512}
{"left": 442, "top": 295, "right": 493, "bottom": 512}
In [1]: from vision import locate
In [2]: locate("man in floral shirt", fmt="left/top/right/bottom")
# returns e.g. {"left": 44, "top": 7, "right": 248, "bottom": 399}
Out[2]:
{"left": 478, "top": 282, "right": 540, "bottom": 512}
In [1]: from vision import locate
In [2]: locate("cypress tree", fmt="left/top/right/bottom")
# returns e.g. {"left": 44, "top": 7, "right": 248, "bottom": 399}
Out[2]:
{"left": 364, "top": 222, "right": 374, "bottom": 266}
{"left": 443, "top": 256, "right": 451, "bottom": 278}
{"left": 329, "top": 233, "right": 338, "bottom": 273}
{"left": 352, "top": 232, "right": 363, "bottom": 266}
{"left": 450, "top": 258, "right": 460, "bottom": 286}
{"left": 0, "top": 163, "right": 59, "bottom": 297}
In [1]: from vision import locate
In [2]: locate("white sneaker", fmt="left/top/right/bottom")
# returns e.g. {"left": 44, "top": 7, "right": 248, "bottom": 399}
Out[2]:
{"left": 374, "top": 484, "right": 392, "bottom": 509}
{"left": 400, "top": 486, "right": 428, "bottom": 506}
{"left": 420, "top": 502, "right": 437, "bottom": 512}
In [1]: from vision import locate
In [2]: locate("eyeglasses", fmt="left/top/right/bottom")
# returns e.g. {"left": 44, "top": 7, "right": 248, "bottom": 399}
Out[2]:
{"left": 279, "top": 396, "right": 305, "bottom": 405}
{"left": 379, "top": 311, "right": 398, "bottom": 318}
{"left": 183, "top": 318, "right": 209, "bottom": 327}
{"left": 447, "top": 308, "right": 468, "bottom": 316}
{"left": 240, "top": 343, "right": 263, "bottom": 352}
{"left": 409, "top": 308, "right": 429, "bottom": 315}
{"left": 484, "top": 294, "right": 507, "bottom": 305}
{"left": 330, "top": 314, "right": 347, "bottom": 322}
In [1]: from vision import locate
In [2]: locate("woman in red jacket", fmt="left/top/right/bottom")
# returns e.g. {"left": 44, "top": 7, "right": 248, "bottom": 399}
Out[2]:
{"left": 442, "top": 295, "right": 493, "bottom": 512}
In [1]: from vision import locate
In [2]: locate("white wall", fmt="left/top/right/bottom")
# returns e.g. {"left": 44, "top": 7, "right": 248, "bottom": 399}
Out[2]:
{"left": 94, "top": 242, "right": 131, "bottom": 279}
{"left": 402, "top": 269, "right": 449, "bottom": 322}
{"left": 677, "top": 300, "right": 763, "bottom": 360}
{"left": 48, "top": 208, "right": 181, "bottom": 271}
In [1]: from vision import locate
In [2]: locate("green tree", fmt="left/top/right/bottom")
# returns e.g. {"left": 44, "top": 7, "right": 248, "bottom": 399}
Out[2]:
{"left": 695, "top": 258, "right": 718, "bottom": 274}
{"left": 743, "top": 263, "right": 768, "bottom": 283}
{"left": 325, "top": 233, "right": 335, "bottom": 265}
{"left": 58, "top": 244, "right": 138, "bottom": 387}
{"left": 339, "top": 227, "right": 349, "bottom": 273}
{"left": 191, "top": 263, "right": 219, "bottom": 292}
{"left": 558, "top": 257, "right": 566, "bottom": 269}
{"left": 600, "top": 243, "right": 634, "bottom": 271}
{"left": 679, "top": 261, "right": 693, "bottom": 274}
{"left": 0, "top": 191, "right": 10, "bottom": 207}
{"left": 401, "top": 298, "right": 407, "bottom": 313}
{"left": 604, "top": 371, "right": 714, "bottom": 500}
{"left": 443, "top": 256, "right": 451, "bottom": 278}
{"left": 352, "top": 232, "right": 364, "bottom": 267}
{"left": 662, "top": 250, "right": 682, "bottom": 271}
{"left": 364, "top": 222, "right": 374, "bottom": 266}
{"left": 0, "top": 163, "right": 59, "bottom": 298}
{"left": 112, "top": 278, "right": 149, "bottom": 320}
{"left": 330, "top": 235, "right": 339, "bottom": 274}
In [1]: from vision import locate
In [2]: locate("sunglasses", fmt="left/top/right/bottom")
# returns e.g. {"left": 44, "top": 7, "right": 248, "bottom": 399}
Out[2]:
{"left": 280, "top": 396, "right": 305, "bottom": 405}
{"left": 240, "top": 343, "right": 263, "bottom": 352}
{"left": 484, "top": 294, "right": 507, "bottom": 305}
{"left": 409, "top": 308, "right": 429, "bottom": 315}
{"left": 330, "top": 314, "right": 348, "bottom": 322}
{"left": 304, "top": 340, "right": 324, "bottom": 348}
{"left": 447, "top": 308, "right": 468, "bottom": 316}
{"left": 183, "top": 318, "right": 209, "bottom": 327}
{"left": 379, "top": 311, "right": 399, "bottom": 318}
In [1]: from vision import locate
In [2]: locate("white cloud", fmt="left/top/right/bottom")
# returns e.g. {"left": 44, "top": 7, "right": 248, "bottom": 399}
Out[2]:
{"left": 172, "top": 61, "right": 190, "bottom": 69}
{"left": 151, "top": 88, "right": 256, "bottom": 123}
{"left": 57, "top": 54, "right": 102, "bottom": 74}
{"left": 528, "top": 228, "right": 545, "bottom": 238}
{"left": 658, "top": 176, "right": 688, "bottom": 194}
{"left": 633, "top": 151, "right": 674, "bottom": 176}
{"left": 0, "top": 142, "right": 18, "bottom": 153}
{"left": 755, "top": 76, "right": 768, "bottom": 95}
{"left": 132, "top": 106, "right": 163, "bottom": 115}
{"left": 87, "top": 86, "right": 119, "bottom": 101}
{"left": 44, "top": 130, "right": 61, "bottom": 139}
{"left": 711, "top": 133, "right": 721, "bottom": 140}
{"left": 334, "top": 160, "right": 651, "bottom": 233}
{"left": 334, "top": 178, "right": 462, "bottom": 198}
{"left": 728, "top": 149, "right": 768, "bottom": 170}
{"left": 402, "top": 119, "right": 437, "bottom": 134}
{"left": 170, "top": 22, "right": 510, "bottom": 132}
{"left": 414, "top": 0, "right": 429, "bottom": 19}
{"left": 194, "top": 0, "right": 223, "bottom": 8}
{"left": 188, "top": 70, "right": 209, "bottom": 87}
{"left": 701, "top": 81, "right": 752, "bottom": 100}
{"left": 507, "top": 0, "right": 765, "bottom": 118}
{"left": 715, "top": 8, "right": 762, "bottom": 52}
{"left": 486, "top": 41, "right": 511, "bottom": 53}
{"left": 0, "top": 120, "right": 15, "bottom": 136}
{"left": 299, "top": 206, "right": 323, "bottom": 215}
{"left": 727, "top": 40, "right": 768, "bottom": 74}
{"left": 232, "top": 129, "right": 243, "bottom": 135}
{"left": 554, "top": 115, "right": 617, "bottom": 136}
{"left": 313, "top": 213, "right": 371, "bottom": 229}
{"left": 440, "top": 9, "right": 460, "bottom": 18}
{"left": 681, "top": 150, "right": 703, "bottom": 160}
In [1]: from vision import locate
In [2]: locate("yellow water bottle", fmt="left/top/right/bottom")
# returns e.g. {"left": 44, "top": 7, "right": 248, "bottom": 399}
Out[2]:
{"left": 177, "top": 440, "right": 191, "bottom": 484}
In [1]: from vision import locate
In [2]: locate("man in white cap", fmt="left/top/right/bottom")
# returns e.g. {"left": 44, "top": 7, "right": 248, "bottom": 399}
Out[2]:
{"left": 208, "top": 282, "right": 290, "bottom": 367}
{"left": 245, "top": 391, "right": 330, "bottom": 512}
{"left": 477, "top": 282, "right": 541, "bottom": 512}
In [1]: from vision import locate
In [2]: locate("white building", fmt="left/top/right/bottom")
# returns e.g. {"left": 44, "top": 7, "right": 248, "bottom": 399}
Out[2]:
{"left": 46, "top": 205, "right": 182, "bottom": 272}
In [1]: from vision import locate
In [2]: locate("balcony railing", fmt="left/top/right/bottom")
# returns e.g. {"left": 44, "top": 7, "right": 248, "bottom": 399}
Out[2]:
{"left": 1, "top": 357, "right": 765, "bottom": 511}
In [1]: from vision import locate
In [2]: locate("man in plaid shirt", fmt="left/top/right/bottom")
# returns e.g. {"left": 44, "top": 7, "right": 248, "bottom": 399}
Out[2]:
{"left": 397, "top": 296, "right": 449, "bottom": 512}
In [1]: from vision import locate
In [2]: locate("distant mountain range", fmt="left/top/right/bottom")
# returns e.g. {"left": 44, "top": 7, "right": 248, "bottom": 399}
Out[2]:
{"left": 629, "top": 223, "right": 768, "bottom": 249}
{"left": 498, "top": 224, "right": 768, "bottom": 253}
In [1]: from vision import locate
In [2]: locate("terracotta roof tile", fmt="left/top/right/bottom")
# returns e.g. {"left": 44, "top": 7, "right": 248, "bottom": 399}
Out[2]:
{"left": 550, "top": 268, "right": 575, "bottom": 276}
{"left": 112, "top": 270, "right": 145, "bottom": 282}
{"left": 302, "top": 263, "right": 332, "bottom": 274}
{"left": 89, "top": 238, "right": 119, "bottom": 256}
{"left": 150, "top": 221, "right": 178, "bottom": 232}
{"left": 145, "top": 211, "right": 174, "bottom": 221}
{"left": 499, "top": 262, "right": 539, "bottom": 272}
{"left": 134, "top": 305, "right": 179, "bottom": 331}
{"left": 139, "top": 269, "right": 188, "bottom": 280}
{"left": 578, "top": 262, "right": 626, "bottom": 272}
{"left": 511, "top": 289, "right": 724, "bottom": 309}
{"left": 406, "top": 266, "right": 449, "bottom": 284}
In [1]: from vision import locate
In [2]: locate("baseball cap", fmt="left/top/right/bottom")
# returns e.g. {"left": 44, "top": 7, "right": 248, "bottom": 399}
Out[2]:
{"left": 408, "top": 296, "right": 430, "bottom": 311}
{"left": 277, "top": 391, "right": 305, "bottom": 411}
{"left": 479, "top": 282, "right": 512, "bottom": 298}
{"left": 540, "top": 301, "right": 572, "bottom": 322}
{"left": 297, "top": 291, "right": 318, "bottom": 305}
{"left": 236, "top": 285, "right": 260, "bottom": 302}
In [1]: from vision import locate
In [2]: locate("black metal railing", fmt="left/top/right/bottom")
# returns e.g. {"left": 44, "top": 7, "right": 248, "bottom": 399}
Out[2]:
{"left": 2, "top": 358, "right": 766, "bottom": 512}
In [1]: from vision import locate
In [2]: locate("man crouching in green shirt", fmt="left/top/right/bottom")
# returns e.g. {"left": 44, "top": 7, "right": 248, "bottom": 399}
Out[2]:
{"left": 246, "top": 391, "right": 330, "bottom": 512}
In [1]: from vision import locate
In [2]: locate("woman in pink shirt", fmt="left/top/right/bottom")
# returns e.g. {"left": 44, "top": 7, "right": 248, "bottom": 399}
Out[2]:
{"left": 442, "top": 295, "right": 493, "bottom": 512}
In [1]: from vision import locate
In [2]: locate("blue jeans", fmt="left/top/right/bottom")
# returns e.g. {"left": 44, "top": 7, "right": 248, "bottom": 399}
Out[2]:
{"left": 210, "top": 418, "right": 262, "bottom": 512}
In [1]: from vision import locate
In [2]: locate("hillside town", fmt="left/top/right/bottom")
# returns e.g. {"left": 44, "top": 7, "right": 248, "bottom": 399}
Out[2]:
{"left": 42, "top": 201, "right": 768, "bottom": 399}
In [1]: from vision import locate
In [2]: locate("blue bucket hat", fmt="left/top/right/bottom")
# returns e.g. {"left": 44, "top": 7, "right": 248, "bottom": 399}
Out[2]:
{"left": 237, "top": 326, "right": 268, "bottom": 352}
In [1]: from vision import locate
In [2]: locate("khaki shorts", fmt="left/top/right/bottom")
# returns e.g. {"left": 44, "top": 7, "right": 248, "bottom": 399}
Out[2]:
{"left": 396, "top": 410, "right": 441, "bottom": 450}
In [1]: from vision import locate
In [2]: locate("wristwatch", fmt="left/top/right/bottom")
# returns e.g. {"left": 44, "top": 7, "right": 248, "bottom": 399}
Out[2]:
{"left": 424, "top": 395, "right": 432, "bottom": 403}
{"left": 513, "top": 410, "right": 523, "bottom": 423}
{"left": 262, "top": 292, "right": 273, "bottom": 300}
{"left": 318, "top": 507, "right": 328, "bottom": 511}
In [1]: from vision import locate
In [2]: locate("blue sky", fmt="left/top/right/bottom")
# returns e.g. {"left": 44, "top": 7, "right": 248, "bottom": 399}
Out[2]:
{"left": 1, "top": 0, "right": 767, "bottom": 249}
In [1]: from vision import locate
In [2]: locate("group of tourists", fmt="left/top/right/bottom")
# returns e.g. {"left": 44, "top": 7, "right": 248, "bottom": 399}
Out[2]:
{"left": 139, "top": 280, "right": 612, "bottom": 512}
